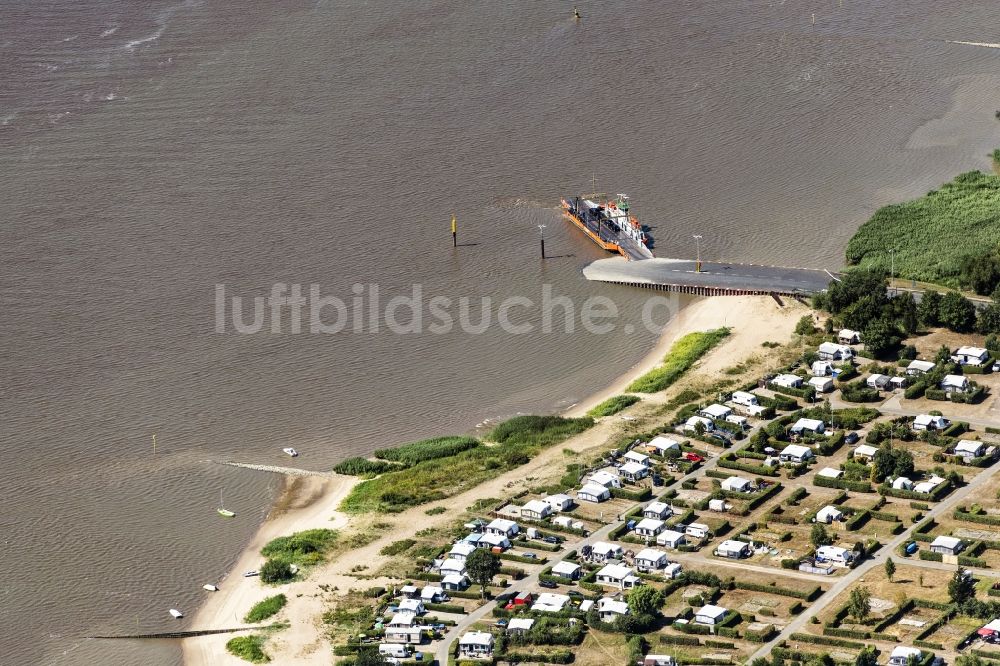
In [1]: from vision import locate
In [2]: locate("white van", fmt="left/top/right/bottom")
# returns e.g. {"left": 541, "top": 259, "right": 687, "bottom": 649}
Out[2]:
{"left": 379, "top": 643, "right": 410, "bottom": 659}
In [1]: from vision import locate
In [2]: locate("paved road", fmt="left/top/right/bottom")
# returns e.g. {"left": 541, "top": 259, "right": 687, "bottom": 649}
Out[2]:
{"left": 583, "top": 257, "right": 834, "bottom": 295}
{"left": 747, "top": 455, "right": 1000, "bottom": 662}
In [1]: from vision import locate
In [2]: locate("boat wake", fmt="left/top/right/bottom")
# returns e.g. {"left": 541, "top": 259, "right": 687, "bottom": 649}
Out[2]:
{"left": 123, "top": 25, "right": 166, "bottom": 50}
{"left": 947, "top": 40, "right": 1000, "bottom": 49}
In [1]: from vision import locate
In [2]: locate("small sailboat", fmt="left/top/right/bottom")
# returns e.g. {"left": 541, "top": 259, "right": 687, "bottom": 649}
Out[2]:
{"left": 217, "top": 490, "right": 235, "bottom": 518}
{"left": 169, "top": 608, "right": 184, "bottom": 619}
{"left": 203, "top": 584, "right": 218, "bottom": 592}
{"left": 282, "top": 447, "right": 298, "bottom": 457}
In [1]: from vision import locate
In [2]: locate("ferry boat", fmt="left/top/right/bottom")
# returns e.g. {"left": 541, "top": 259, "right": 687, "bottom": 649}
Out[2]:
{"left": 560, "top": 193, "right": 653, "bottom": 260}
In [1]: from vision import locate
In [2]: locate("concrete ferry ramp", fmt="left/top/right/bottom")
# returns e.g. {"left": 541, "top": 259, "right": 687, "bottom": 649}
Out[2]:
{"left": 583, "top": 257, "right": 836, "bottom": 296}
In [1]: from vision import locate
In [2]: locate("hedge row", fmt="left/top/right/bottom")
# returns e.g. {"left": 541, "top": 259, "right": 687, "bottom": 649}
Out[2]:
{"left": 734, "top": 581, "right": 821, "bottom": 600}
{"left": 658, "top": 634, "right": 702, "bottom": 646}
{"left": 955, "top": 508, "right": 1000, "bottom": 526}
{"left": 814, "top": 474, "right": 874, "bottom": 493}
{"left": 879, "top": 479, "right": 952, "bottom": 501}
{"left": 611, "top": 486, "right": 652, "bottom": 502}
{"left": 789, "top": 632, "right": 866, "bottom": 649}
{"left": 718, "top": 456, "right": 779, "bottom": 477}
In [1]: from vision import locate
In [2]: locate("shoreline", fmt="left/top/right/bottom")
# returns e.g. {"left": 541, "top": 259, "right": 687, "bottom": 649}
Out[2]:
{"left": 181, "top": 294, "right": 805, "bottom": 665}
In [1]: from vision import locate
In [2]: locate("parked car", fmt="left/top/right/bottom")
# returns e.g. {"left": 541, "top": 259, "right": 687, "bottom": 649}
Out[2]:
{"left": 520, "top": 552, "right": 537, "bottom": 560}
{"left": 543, "top": 536, "right": 561, "bottom": 544}
{"left": 539, "top": 580, "right": 558, "bottom": 589}
{"left": 684, "top": 453, "right": 705, "bottom": 463}
{"left": 844, "top": 431, "right": 860, "bottom": 445}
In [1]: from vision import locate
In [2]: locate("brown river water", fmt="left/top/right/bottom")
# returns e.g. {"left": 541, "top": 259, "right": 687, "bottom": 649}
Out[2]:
{"left": 1, "top": 1, "right": 998, "bottom": 663}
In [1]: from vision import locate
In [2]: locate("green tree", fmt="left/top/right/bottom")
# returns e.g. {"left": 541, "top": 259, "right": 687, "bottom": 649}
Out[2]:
{"left": 848, "top": 586, "right": 871, "bottom": 622}
{"left": 862, "top": 317, "right": 898, "bottom": 358}
{"left": 465, "top": 548, "right": 501, "bottom": 600}
{"left": 892, "top": 449, "right": 915, "bottom": 478}
{"left": 934, "top": 344, "right": 953, "bottom": 364}
{"left": 855, "top": 646, "right": 879, "bottom": 666}
{"left": 626, "top": 584, "right": 665, "bottom": 616}
{"left": 871, "top": 443, "right": 896, "bottom": 483}
{"left": 918, "top": 290, "right": 942, "bottom": 327}
{"left": 826, "top": 271, "right": 889, "bottom": 314}
{"left": 885, "top": 558, "right": 896, "bottom": 582}
{"left": 795, "top": 315, "right": 816, "bottom": 336}
{"left": 811, "top": 523, "right": 831, "bottom": 548}
{"left": 939, "top": 291, "right": 977, "bottom": 332}
{"left": 259, "top": 557, "right": 293, "bottom": 584}
{"left": 960, "top": 249, "right": 1000, "bottom": 296}
{"left": 977, "top": 303, "right": 1000, "bottom": 335}
{"left": 949, "top": 567, "right": 976, "bottom": 604}
{"left": 894, "top": 293, "right": 920, "bottom": 334}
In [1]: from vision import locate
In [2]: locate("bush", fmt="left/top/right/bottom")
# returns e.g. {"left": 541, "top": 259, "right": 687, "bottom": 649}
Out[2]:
{"left": 375, "top": 436, "right": 481, "bottom": 465}
{"left": 840, "top": 381, "right": 882, "bottom": 403}
{"left": 226, "top": 635, "right": 270, "bottom": 663}
{"left": 488, "top": 415, "right": 594, "bottom": 447}
{"left": 587, "top": 394, "right": 641, "bottom": 417}
{"left": 244, "top": 594, "right": 287, "bottom": 623}
{"left": 261, "top": 529, "right": 338, "bottom": 565}
{"left": 379, "top": 539, "right": 415, "bottom": 556}
{"left": 627, "top": 328, "right": 731, "bottom": 392}
{"left": 767, "top": 382, "right": 816, "bottom": 400}
{"left": 332, "top": 457, "right": 400, "bottom": 476}
{"left": 259, "top": 557, "right": 294, "bottom": 584}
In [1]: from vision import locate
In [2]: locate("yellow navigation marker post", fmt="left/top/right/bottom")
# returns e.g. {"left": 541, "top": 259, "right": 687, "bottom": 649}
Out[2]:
{"left": 451, "top": 214, "right": 457, "bottom": 248}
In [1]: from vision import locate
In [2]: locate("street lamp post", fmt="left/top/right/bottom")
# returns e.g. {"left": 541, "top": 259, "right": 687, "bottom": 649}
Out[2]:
{"left": 693, "top": 234, "right": 703, "bottom": 272}
{"left": 538, "top": 224, "right": 547, "bottom": 259}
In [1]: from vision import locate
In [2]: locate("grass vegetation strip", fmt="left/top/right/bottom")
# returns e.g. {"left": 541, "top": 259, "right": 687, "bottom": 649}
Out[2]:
{"left": 586, "top": 394, "right": 640, "bottom": 417}
{"left": 340, "top": 416, "right": 593, "bottom": 514}
{"left": 845, "top": 170, "right": 1000, "bottom": 288}
{"left": 260, "top": 528, "right": 338, "bottom": 566}
{"left": 487, "top": 415, "right": 594, "bottom": 446}
{"left": 332, "top": 457, "right": 400, "bottom": 477}
{"left": 244, "top": 594, "right": 287, "bottom": 623}
{"left": 226, "top": 635, "right": 270, "bottom": 663}
{"left": 626, "top": 328, "right": 731, "bottom": 393}
{"left": 373, "top": 435, "right": 480, "bottom": 465}
{"left": 379, "top": 538, "right": 416, "bottom": 556}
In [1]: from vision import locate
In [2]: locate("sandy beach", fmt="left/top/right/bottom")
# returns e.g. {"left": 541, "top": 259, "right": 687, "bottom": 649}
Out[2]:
{"left": 181, "top": 294, "right": 807, "bottom": 665}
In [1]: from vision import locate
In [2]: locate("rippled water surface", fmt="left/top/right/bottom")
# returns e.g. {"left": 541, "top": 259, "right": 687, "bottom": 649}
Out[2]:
{"left": 1, "top": 1, "right": 998, "bottom": 663}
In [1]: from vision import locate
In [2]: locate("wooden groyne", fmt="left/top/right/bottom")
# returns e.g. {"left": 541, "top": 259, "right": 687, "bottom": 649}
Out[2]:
{"left": 213, "top": 461, "right": 333, "bottom": 478}
{"left": 87, "top": 627, "right": 250, "bottom": 640}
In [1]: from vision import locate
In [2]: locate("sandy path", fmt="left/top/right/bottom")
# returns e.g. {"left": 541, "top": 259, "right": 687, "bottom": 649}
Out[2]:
{"left": 182, "top": 294, "right": 804, "bottom": 665}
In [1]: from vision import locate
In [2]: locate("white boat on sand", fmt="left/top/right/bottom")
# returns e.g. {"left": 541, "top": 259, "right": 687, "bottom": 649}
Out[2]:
{"left": 169, "top": 608, "right": 184, "bottom": 619}
{"left": 203, "top": 584, "right": 218, "bottom": 592}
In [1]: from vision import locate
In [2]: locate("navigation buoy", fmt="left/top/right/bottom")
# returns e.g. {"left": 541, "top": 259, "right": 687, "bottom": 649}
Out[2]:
{"left": 573, "top": 7, "right": 581, "bottom": 20}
